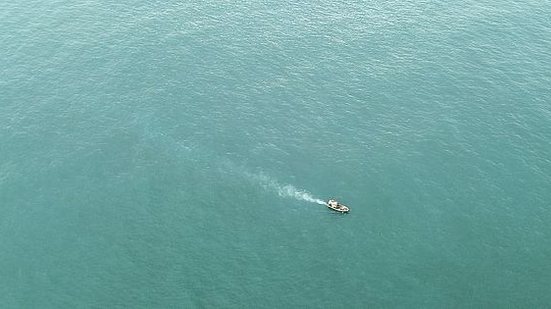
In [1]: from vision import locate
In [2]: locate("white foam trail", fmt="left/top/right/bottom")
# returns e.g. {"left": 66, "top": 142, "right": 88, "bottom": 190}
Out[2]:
{"left": 247, "top": 172, "right": 326, "bottom": 205}
{"left": 277, "top": 185, "right": 326, "bottom": 205}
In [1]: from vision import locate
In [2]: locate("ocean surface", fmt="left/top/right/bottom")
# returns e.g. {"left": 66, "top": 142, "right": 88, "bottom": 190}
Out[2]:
{"left": 1, "top": 0, "right": 550, "bottom": 307}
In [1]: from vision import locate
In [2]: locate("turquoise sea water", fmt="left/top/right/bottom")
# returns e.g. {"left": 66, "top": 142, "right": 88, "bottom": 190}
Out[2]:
{"left": 1, "top": 1, "right": 551, "bottom": 307}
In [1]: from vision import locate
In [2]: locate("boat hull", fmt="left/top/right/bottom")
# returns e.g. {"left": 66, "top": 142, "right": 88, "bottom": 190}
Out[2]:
{"left": 326, "top": 204, "right": 350, "bottom": 213}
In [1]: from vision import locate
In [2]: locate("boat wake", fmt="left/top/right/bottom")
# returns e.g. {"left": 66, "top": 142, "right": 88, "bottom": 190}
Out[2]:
{"left": 247, "top": 172, "right": 325, "bottom": 205}
{"left": 277, "top": 185, "right": 326, "bottom": 205}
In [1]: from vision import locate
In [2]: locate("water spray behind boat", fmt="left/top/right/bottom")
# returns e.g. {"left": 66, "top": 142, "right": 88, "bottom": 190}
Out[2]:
{"left": 277, "top": 184, "right": 326, "bottom": 205}
{"left": 247, "top": 172, "right": 326, "bottom": 205}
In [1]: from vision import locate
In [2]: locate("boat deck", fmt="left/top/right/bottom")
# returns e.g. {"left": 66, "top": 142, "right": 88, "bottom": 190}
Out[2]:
{"left": 326, "top": 200, "right": 350, "bottom": 213}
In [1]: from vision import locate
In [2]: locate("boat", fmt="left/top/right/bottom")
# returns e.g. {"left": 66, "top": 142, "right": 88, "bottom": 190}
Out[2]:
{"left": 326, "top": 199, "right": 349, "bottom": 213}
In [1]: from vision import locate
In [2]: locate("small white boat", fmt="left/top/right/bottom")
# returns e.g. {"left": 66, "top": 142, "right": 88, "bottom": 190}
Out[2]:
{"left": 326, "top": 199, "right": 349, "bottom": 213}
